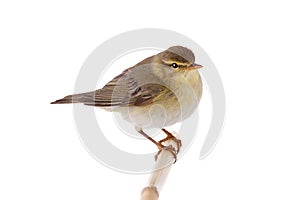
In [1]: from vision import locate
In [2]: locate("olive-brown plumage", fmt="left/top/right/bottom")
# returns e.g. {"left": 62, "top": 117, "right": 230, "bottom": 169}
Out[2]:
{"left": 51, "top": 46, "right": 203, "bottom": 159}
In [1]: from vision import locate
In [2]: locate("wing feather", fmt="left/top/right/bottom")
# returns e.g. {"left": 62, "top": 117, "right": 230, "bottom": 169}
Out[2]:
{"left": 51, "top": 65, "right": 168, "bottom": 107}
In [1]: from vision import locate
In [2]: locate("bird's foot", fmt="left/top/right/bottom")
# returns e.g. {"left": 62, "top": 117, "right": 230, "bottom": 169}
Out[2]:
{"left": 135, "top": 127, "right": 180, "bottom": 163}
{"left": 159, "top": 128, "right": 182, "bottom": 154}
{"left": 155, "top": 145, "right": 178, "bottom": 163}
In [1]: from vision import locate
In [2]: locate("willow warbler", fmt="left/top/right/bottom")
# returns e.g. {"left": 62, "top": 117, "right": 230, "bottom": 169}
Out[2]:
{"left": 51, "top": 46, "right": 203, "bottom": 158}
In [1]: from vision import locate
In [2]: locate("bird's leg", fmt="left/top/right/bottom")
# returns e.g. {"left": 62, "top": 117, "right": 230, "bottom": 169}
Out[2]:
{"left": 135, "top": 127, "right": 164, "bottom": 149}
{"left": 135, "top": 127, "right": 177, "bottom": 162}
{"left": 159, "top": 128, "right": 182, "bottom": 154}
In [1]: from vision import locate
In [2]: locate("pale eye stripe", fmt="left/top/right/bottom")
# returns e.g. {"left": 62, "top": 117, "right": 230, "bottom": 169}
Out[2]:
{"left": 161, "top": 59, "right": 189, "bottom": 66}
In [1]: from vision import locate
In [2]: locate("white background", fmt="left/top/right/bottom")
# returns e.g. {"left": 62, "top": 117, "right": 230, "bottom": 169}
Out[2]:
{"left": 1, "top": 0, "right": 300, "bottom": 199}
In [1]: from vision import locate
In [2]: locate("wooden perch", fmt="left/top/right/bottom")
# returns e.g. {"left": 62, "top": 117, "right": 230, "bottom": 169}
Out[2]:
{"left": 140, "top": 135, "right": 179, "bottom": 200}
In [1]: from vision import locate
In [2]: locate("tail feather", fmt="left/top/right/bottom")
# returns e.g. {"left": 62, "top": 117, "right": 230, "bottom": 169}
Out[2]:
{"left": 51, "top": 92, "right": 92, "bottom": 104}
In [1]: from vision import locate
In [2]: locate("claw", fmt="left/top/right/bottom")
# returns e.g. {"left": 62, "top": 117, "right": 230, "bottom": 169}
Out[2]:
{"left": 155, "top": 145, "right": 178, "bottom": 163}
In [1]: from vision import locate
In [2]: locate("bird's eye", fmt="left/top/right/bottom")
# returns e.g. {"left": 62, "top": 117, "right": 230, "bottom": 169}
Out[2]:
{"left": 171, "top": 63, "right": 178, "bottom": 68}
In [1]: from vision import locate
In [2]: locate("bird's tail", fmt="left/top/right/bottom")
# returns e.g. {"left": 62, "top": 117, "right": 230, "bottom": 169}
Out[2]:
{"left": 51, "top": 92, "right": 92, "bottom": 104}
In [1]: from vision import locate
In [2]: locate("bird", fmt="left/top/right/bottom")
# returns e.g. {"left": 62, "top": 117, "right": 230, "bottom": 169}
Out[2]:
{"left": 51, "top": 46, "right": 203, "bottom": 161}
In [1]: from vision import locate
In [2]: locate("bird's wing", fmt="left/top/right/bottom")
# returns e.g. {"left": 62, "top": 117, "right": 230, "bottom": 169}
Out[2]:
{"left": 51, "top": 66, "right": 168, "bottom": 107}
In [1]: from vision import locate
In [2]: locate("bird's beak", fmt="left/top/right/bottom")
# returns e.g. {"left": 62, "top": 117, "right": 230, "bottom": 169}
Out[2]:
{"left": 187, "top": 63, "right": 203, "bottom": 70}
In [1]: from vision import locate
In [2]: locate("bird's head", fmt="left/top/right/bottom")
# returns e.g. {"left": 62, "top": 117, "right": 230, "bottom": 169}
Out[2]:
{"left": 158, "top": 46, "right": 203, "bottom": 72}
